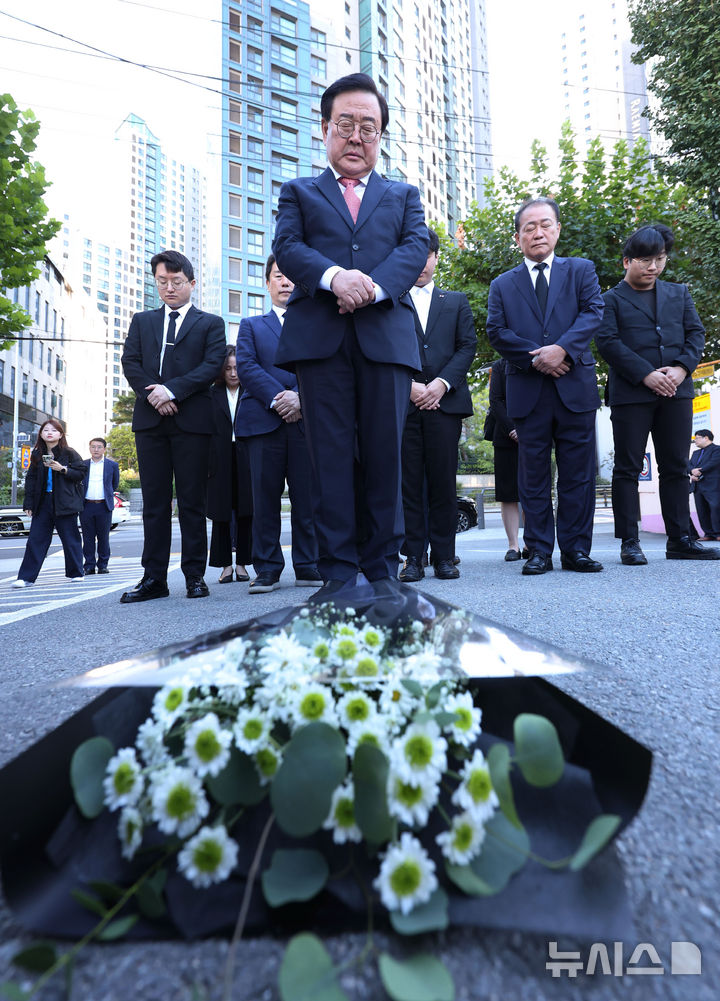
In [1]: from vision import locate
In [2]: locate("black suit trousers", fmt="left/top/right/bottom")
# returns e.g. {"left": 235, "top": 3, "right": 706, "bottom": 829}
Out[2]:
{"left": 610, "top": 397, "right": 692, "bottom": 539}
{"left": 401, "top": 408, "right": 462, "bottom": 560}
{"left": 135, "top": 417, "right": 211, "bottom": 579}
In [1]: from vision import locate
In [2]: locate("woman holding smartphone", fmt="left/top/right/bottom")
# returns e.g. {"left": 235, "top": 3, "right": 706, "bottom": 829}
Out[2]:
{"left": 12, "top": 419, "right": 86, "bottom": 588}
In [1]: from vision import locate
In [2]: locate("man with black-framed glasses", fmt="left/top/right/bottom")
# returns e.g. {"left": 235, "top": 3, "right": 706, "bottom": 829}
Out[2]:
{"left": 121, "top": 249, "right": 227, "bottom": 602}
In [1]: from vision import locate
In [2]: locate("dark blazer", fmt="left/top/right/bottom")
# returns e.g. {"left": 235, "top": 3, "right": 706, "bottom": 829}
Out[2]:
{"left": 23, "top": 446, "right": 86, "bottom": 516}
{"left": 272, "top": 167, "right": 427, "bottom": 369}
{"left": 486, "top": 256, "right": 604, "bottom": 418}
{"left": 488, "top": 358, "right": 517, "bottom": 449}
{"left": 235, "top": 310, "right": 300, "bottom": 437}
{"left": 81, "top": 457, "right": 120, "bottom": 512}
{"left": 410, "top": 287, "right": 475, "bottom": 417}
{"left": 689, "top": 441, "right": 720, "bottom": 494}
{"left": 207, "top": 384, "right": 252, "bottom": 521}
{"left": 595, "top": 279, "right": 705, "bottom": 406}
{"left": 121, "top": 304, "right": 227, "bottom": 433}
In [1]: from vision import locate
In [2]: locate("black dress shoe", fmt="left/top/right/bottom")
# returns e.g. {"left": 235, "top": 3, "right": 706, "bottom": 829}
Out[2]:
{"left": 560, "top": 550, "right": 603, "bottom": 572}
{"left": 666, "top": 536, "right": 720, "bottom": 560}
{"left": 306, "top": 577, "right": 374, "bottom": 606}
{"left": 434, "top": 559, "right": 460, "bottom": 579}
{"left": 186, "top": 576, "right": 210, "bottom": 598}
{"left": 504, "top": 549, "right": 521, "bottom": 562}
{"left": 85, "top": 568, "right": 96, "bottom": 575}
{"left": 620, "top": 539, "right": 647, "bottom": 566}
{"left": 398, "top": 556, "right": 424, "bottom": 582}
{"left": 120, "top": 577, "right": 169, "bottom": 604}
{"left": 98, "top": 567, "right": 110, "bottom": 574}
{"left": 521, "top": 551, "right": 553, "bottom": 575}
{"left": 294, "top": 568, "right": 323, "bottom": 587}
{"left": 248, "top": 571, "right": 281, "bottom": 593}
{"left": 521, "top": 546, "right": 530, "bottom": 559}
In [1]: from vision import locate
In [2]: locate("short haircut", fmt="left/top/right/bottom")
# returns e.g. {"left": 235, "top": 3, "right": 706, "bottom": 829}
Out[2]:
{"left": 427, "top": 227, "right": 440, "bottom": 255}
{"left": 321, "top": 73, "right": 389, "bottom": 134}
{"left": 150, "top": 249, "right": 194, "bottom": 281}
{"left": 695, "top": 428, "right": 714, "bottom": 440}
{"left": 623, "top": 224, "right": 674, "bottom": 259}
{"left": 265, "top": 254, "right": 277, "bottom": 282}
{"left": 89, "top": 437, "right": 106, "bottom": 447}
{"left": 514, "top": 197, "right": 560, "bottom": 233}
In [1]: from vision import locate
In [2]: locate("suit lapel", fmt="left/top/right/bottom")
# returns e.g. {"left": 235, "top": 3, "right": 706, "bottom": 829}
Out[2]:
{"left": 545, "top": 257, "right": 570, "bottom": 323}
{"left": 262, "top": 309, "right": 282, "bottom": 340}
{"left": 315, "top": 167, "right": 354, "bottom": 229}
{"left": 424, "top": 287, "right": 445, "bottom": 339}
{"left": 614, "top": 281, "right": 656, "bottom": 324}
{"left": 509, "top": 264, "right": 542, "bottom": 321}
{"left": 174, "top": 304, "right": 201, "bottom": 346}
{"left": 354, "top": 171, "right": 386, "bottom": 232}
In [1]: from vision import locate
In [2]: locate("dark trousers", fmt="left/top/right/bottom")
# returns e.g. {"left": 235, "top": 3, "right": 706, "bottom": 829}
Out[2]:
{"left": 514, "top": 377, "right": 597, "bottom": 555}
{"left": 17, "top": 493, "right": 84, "bottom": 582}
{"left": 694, "top": 488, "right": 720, "bottom": 536}
{"left": 401, "top": 408, "right": 462, "bottom": 562}
{"left": 79, "top": 501, "right": 112, "bottom": 571}
{"left": 297, "top": 321, "right": 411, "bottom": 582}
{"left": 135, "top": 418, "right": 211, "bottom": 580}
{"left": 209, "top": 442, "right": 253, "bottom": 567}
{"left": 610, "top": 397, "right": 692, "bottom": 540}
{"left": 246, "top": 422, "right": 317, "bottom": 575}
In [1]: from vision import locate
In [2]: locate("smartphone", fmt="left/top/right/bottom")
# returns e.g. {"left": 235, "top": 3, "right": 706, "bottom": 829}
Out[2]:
{"left": 42, "top": 454, "right": 53, "bottom": 466}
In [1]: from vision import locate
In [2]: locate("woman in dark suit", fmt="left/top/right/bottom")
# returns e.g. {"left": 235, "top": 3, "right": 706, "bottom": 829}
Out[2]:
{"left": 13, "top": 419, "right": 86, "bottom": 587}
{"left": 488, "top": 358, "right": 526, "bottom": 562}
{"left": 207, "top": 347, "right": 253, "bottom": 582}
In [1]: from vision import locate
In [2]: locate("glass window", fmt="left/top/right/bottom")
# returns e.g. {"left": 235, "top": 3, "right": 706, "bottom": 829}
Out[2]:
{"left": 229, "top": 100, "right": 242, "bottom": 124}
{"left": 271, "top": 39, "right": 297, "bottom": 65}
{"left": 272, "top": 151, "right": 297, "bottom": 179}
{"left": 247, "top": 47, "right": 263, "bottom": 71}
{"left": 247, "top": 76, "right": 263, "bottom": 101}
{"left": 229, "top": 193, "right": 242, "bottom": 217}
{"left": 229, "top": 161, "right": 242, "bottom": 186}
{"left": 248, "top": 261, "right": 264, "bottom": 286}
{"left": 247, "top": 231, "right": 264, "bottom": 254}
{"left": 229, "top": 225, "right": 242, "bottom": 249}
{"left": 270, "top": 94, "right": 297, "bottom": 121}
{"left": 311, "top": 55, "right": 327, "bottom": 78}
{"left": 248, "top": 198, "right": 263, "bottom": 222}
{"left": 229, "top": 7, "right": 240, "bottom": 33}
{"left": 270, "top": 11, "right": 296, "bottom": 35}
{"left": 247, "top": 294, "right": 264, "bottom": 316}
{"left": 229, "top": 131, "right": 242, "bottom": 154}
{"left": 247, "top": 167, "right": 263, "bottom": 192}
{"left": 248, "top": 137, "right": 263, "bottom": 158}
{"left": 247, "top": 106, "right": 263, "bottom": 130}
{"left": 271, "top": 123, "right": 298, "bottom": 147}
{"left": 311, "top": 28, "right": 326, "bottom": 50}
{"left": 228, "top": 258, "right": 243, "bottom": 281}
{"left": 229, "top": 40, "right": 241, "bottom": 64}
{"left": 229, "top": 69, "right": 242, "bottom": 94}
{"left": 229, "top": 290, "right": 243, "bottom": 313}
{"left": 271, "top": 67, "right": 297, "bottom": 91}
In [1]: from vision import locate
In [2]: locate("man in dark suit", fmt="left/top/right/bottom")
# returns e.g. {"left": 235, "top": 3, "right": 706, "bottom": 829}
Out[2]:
{"left": 120, "top": 250, "right": 227, "bottom": 602}
{"left": 487, "top": 197, "right": 605, "bottom": 575}
{"left": 272, "top": 73, "right": 428, "bottom": 600}
{"left": 596, "top": 225, "right": 719, "bottom": 563}
{"left": 235, "top": 254, "right": 319, "bottom": 593}
{"left": 690, "top": 429, "right": 720, "bottom": 541}
{"left": 79, "top": 437, "right": 120, "bottom": 575}
{"left": 398, "top": 228, "right": 475, "bottom": 582}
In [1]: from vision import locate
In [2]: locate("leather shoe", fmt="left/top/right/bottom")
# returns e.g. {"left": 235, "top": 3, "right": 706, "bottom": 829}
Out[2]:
{"left": 85, "top": 568, "right": 96, "bottom": 575}
{"left": 120, "top": 577, "right": 169, "bottom": 604}
{"left": 620, "top": 539, "right": 647, "bottom": 566}
{"left": 560, "top": 550, "right": 603, "bottom": 572}
{"left": 434, "top": 559, "right": 460, "bottom": 579}
{"left": 521, "top": 551, "right": 553, "bottom": 575}
{"left": 504, "top": 548, "right": 521, "bottom": 562}
{"left": 398, "top": 556, "right": 424, "bottom": 582}
{"left": 186, "top": 576, "right": 210, "bottom": 598}
{"left": 98, "top": 567, "right": 110, "bottom": 574}
{"left": 666, "top": 536, "right": 720, "bottom": 560}
{"left": 248, "top": 571, "right": 281, "bottom": 593}
{"left": 306, "top": 577, "right": 374, "bottom": 607}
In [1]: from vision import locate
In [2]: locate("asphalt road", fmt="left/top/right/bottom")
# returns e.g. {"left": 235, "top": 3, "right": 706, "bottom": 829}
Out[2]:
{"left": 0, "top": 512, "right": 718, "bottom": 1001}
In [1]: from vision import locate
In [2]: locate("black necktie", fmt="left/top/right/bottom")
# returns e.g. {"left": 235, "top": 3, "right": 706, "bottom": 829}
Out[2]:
{"left": 534, "top": 263, "right": 548, "bottom": 314}
{"left": 161, "top": 311, "right": 180, "bottom": 380}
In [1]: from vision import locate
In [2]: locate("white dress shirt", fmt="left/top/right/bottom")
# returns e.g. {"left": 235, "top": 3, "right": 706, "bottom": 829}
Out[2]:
{"left": 159, "top": 300, "right": 194, "bottom": 398}
{"left": 409, "top": 280, "right": 434, "bottom": 332}
{"left": 85, "top": 457, "right": 105, "bottom": 500}
{"left": 523, "top": 252, "right": 555, "bottom": 288}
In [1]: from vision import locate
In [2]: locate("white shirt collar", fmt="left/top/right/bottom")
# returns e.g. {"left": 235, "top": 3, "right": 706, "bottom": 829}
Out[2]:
{"left": 271, "top": 305, "right": 286, "bottom": 324}
{"left": 523, "top": 252, "right": 555, "bottom": 276}
{"left": 411, "top": 281, "right": 434, "bottom": 297}
{"left": 329, "top": 164, "right": 372, "bottom": 186}
{"left": 164, "top": 301, "right": 193, "bottom": 320}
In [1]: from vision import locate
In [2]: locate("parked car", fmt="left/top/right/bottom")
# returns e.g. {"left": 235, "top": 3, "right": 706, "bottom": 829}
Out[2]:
{"left": 456, "top": 495, "right": 478, "bottom": 533}
{"left": 111, "top": 491, "right": 131, "bottom": 529}
{"left": 0, "top": 507, "right": 31, "bottom": 537}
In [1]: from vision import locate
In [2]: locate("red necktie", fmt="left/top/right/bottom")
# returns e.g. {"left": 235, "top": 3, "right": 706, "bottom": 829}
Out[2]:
{"left": 339, "top": 177, "right": 361, "bottom": 223}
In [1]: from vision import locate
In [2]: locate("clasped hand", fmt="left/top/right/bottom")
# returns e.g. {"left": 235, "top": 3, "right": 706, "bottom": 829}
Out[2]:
{"left": 273, "top": 389, "right": 301, "bottom": 423}
{"left": 145, "top": 384, "right": 178, "bottom": 416}
{"left": 529, "top": 345, "right": 570, "bottom": 377}
{"left": 411, "top": 378, "right": 447, "bottom": 410}
{"left": 331, "top": 269, "right": 375, "bottom": 314}
{"left": 642, "top": 366, "right": 686, "bottom": 397}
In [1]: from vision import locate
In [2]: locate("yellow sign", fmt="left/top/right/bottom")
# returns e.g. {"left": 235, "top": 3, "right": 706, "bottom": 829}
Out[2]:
{"left": 693, "top": 394, "right": 711, "bottom": 415}
{"left": 20, "top": 445, "right": 31, "bottom": 471}
{"left": 693, "top": 362, "right": 716, "bottom": 380}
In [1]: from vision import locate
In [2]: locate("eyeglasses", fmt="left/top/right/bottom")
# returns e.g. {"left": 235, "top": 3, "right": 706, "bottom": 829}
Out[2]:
{"left": 632, "top": 254, "right": 667, "bottom": 267}
{"left": 155, "top": 277, "right": 190, "bottom": 289}
{"left": 331, "top": 118, "right": 381, "bottom": 142}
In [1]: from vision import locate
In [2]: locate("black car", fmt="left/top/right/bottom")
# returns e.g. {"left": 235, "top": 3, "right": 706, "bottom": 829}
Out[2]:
{"left": 456, "top": 495, "right": 477, "bottom": 533}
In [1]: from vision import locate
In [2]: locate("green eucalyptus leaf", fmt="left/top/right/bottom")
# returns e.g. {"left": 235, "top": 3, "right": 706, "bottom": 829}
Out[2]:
{"left": 433, "top": 711, "right": 461, "bottom": 728}
{"left": 97, "top": 914, "right": 139, "bottom": 941}
{"left": 444, "top": 861, "right": 496, "bottom": 896}
{"left": 513, "top": 714, "right": 564, "bottom": 787}
{"left": 70, "top": 889, "right": 107, "bottom": 917}
{"left": 206, "top": 746, "right": 265, "bottom": 806}
{"left": 378, "top": 952, "right": 455, "bottom": 1001}
{"left": 70, "top": 736, "right": 114, "bottom": 818}
{"left": 262, "top": 849, "right": 329, "bottom": 907}
{"left": 389, "top": 887, "right": 449, "bottom": 935}
{"left": 425, "top": 682, "right": 444, "bottom": 709}
{"left": 352, "top": 744, "right": 393, "bottom": 843}
{"left": 271, "top": 723, "right": 346, "bottom": 837}
{"left": 468, "top": 812, "right": 529, "bottom": 893}
{"left": 569, "top": 814, "right": 622, "bottom": 871}
{"left": 401, "top": 679, "right": 424, "bottom": 698}
{"left": 278, "top": 933, "right": 349, "bottom": 1001}
{"left": 0, "top": 983, "right": 31, "bottom": 1000}
{"left": 487, "top": 743, "right": 521, "bottom": 828}
{"left": 136, "top": 869, "right": 168, "bottom": 919}
{"left": 88, "top": 880, "right": 124, "bottom": 905}
{"left": 10, "top": 942, "right": 57, "bottom": 973}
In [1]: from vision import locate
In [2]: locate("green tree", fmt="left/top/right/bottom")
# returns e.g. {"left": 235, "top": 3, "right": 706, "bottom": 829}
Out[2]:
{"left": 458, "top": 386, "right": 493, "bottom": 475}
{"left": 111, "top": 391, "right": 136, "bottom": 425}
{"left": 107, "top": 424, "right": 137, "bottom": 471}
{"left": 0, "top": 94, "right": 60, "bottom": 349}
{"left": 629, "top": 0, "right": 720, "bottom": 218}
{"left": 433, "top": 122, "right": 720, "bottom": 384}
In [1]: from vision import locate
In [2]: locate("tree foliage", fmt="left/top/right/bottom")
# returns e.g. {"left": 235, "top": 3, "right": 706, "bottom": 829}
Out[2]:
{"left": 629, "top": 0, "right": 720, "bottom": 218}
{"left": 106, "top": 424, "right": 137, "bottom": 471}
{"left": 0, "top": 94, "right": 60, "bottom": 349}
{"left": 433, "top": 122, "right": 720, "bottom": 387}
{"left": 111, "top": 391, "right": 136, "bottom": 426}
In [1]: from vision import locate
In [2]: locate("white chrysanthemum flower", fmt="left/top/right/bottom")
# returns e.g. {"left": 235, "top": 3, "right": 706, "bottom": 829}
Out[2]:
{"left": 336, "top": 690, "right": 376, "bottom": 730}
{"left": 136, "top": 717, "right": 171, "bottom": 768}
{"left": 254, "top": 744, "right": 283, "bottom": 785}
{"left": 390, "top": 719, "right": 447, "bottom": 784}
{"left": 436, "top": 810, "right": 487, "bottom": 865}
{"left": 323, "top": 780, "right": 363, "bottom": 844}
{"left": 233, "top": 708, "right": 272, "bottom": 754}
{"left": 359, "top": 625, "right": 386, "bottom": 650}
{"left": 346, "top": 717, "right": 393, "bottom": 759}
{"left": 386, "top": 769, "right": 440, "bottom": 827}
{"left": 399, "top": 649, "right": 443, "bottom": 684}
{"left": 344, "top": 653, "right": 383, "bottom": 685}
{"left": 177, "top": 825, "right": 239, "bottom": 888}
{"left": 103, "top": 748, "right": 144, "bottom": 810}
{"left": 152, "top": 683, "right": 189, "bottom": 727}
{"left": 117, "top": 806, "right": 143, "bottom": 860}
{"left": 150, "top": 766, "right": 209, "bottom": 837}
{"left": 444, "top": 690, "right": 482, "bottom": 747}
{"left": 184, "top": 713, "right": 232, "bottom": 778}
{"left": 452, "top": 749, "right": 499, "bottom": 821}
{"left": 288, "top": 683, "right": 338, "bottom": 730}
{"left": 374, "top": 832, "right": 438, "bottom": 915}
{"left": 258, "top": 632, "right": 311, "bottom": 672}
{"left": 331, "top": 633, "right": 361, "bottom": 665}
{"left": 377, "top": 677, "right": 422, "bottom": 722}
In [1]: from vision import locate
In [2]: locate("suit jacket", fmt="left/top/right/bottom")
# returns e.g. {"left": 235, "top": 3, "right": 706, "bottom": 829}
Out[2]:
{"left": 595, "top": 279, "right": 705, "bottom": 406}
{"left": 272, "top": 167, "right": 427, "bottom": 369}
{"left": 410, "top": 287, "right": 475, "bottom": 418}
{"left": 486, "top": 256, "right": 604, "bottom": 418}
{"left": 235, "top": 310, "right": 301, "bottom": 437}
{"left": 81, "top": 457, "right": 120, "bottom": 512}
{"left": 207, "top": 384, "right": 252, "bottom": 520}
{"left": 689, "top": 441, "right": 720, "bottom": 495}
{"left": 121, "top": 304, "right": 227, "bottom": 433}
